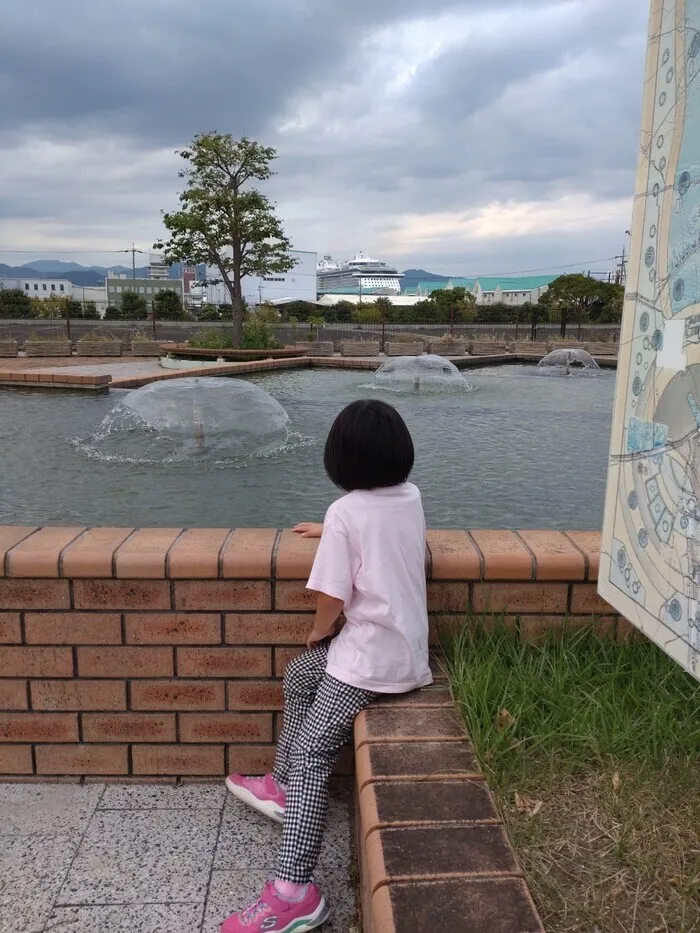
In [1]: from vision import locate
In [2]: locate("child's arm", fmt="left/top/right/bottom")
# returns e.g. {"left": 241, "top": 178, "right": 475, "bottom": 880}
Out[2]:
{"left": 292, "top": 522, "right": 323, "bottom": 538}
{"left": 307, "top": 592, "right": 344, "bottom": 648}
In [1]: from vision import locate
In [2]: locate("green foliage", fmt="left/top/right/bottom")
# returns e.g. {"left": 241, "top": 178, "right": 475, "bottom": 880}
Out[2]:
{"left": 241, "top": 318, "right": 281, "bottom": 349}
{"left": 188, "top": 329, "right": 233, "bottom": 349}
{"left": 445, "top": 620, "right": 700, "bottom": 791}
{"left": 152, "top": 289, "right": 188, "bottom": 320}
{"left": 332, "top": 300, "right": 355, "bottom": 323}
{"left": 155, "top": 132, "right": 297, "bottom": 347}
{"left": 106, "top": 290, "right": 148, "bottom": 320}
{"left": 0, "top": 289, "right": 35, "bottom": 319}
{"left": 354, "top": 303, "right": 381, "bottom": 323}
{"left": 253, "top": 304, "right": 280, "bottom": 324}
{"left": 198, "top": 305, "right": 223, "bottom": 321}
{"left": 81, "top": 301, "right": 99, "bottom": 319}
{"left": 277, "top": 300, "right": 317, "bottom": 322}
{"left": 537, "top": 274, "right": 622, "bottom": 334}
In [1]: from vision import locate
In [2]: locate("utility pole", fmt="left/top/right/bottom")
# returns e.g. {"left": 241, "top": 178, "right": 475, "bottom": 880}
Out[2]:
{"left": 132, "top": 242, "right": 136, "bottom": 282}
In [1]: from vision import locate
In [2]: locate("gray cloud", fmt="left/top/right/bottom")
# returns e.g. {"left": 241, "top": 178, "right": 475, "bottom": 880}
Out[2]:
{"left": 0, "top": 0, "right": 650, "bottom": 273}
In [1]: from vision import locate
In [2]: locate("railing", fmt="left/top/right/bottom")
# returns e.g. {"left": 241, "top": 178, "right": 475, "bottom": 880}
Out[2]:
{"left": 0, "top": 319, "right": 621, "bottom": 346}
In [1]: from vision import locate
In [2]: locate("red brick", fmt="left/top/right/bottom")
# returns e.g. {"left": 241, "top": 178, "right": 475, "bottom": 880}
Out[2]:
{"left": 226, "top": 744, "right": 276, "bottom": 775}
{"left": 130, "top": 679, "right": 225, "bottom": 711}
{"left": 0, "top": 712, "right": 78, "bottom": 742}
{"left": 427, "top": 531, "right": 481, "bottom": 580}
{"left": 473, "top": 583, "right": 568, "bottom": 614}
{"left": 0, "top": 680, "right": 28, "bottom": 710}
{"left": 179, "top": 713, "right": 272, "bottom": 743}
{"left": 227, "top": 681, "right": 284, "bottom": 710}
{"left": 519, "top": 615, "right": 616, "bottom": 641}
{"left": 275, "top": 530, "right": 318, "bottom": 579}
{"left": 73, "top": 579, "right": 171, "bottom": 610}
{"left": 24, "top": 613, "right": 122, "bottom": 645}
{"left": 177, "top": 647, "right": 271, "bottom": 678}
{"left": 565, "top": 531, "right": 601, "bottom": 581}
{"left": 225, "top": 613, "right": 311, "bottom": 645}
{"left": 0, "top": 745, "right": 33, "bottom": 774}
{"left": 167, "top": 529, "right": 230, "bottom": 578}
{"left": 174, "top": 581, "right": 270, "bottom": 611}
{"left": 570, "top": 584, "right": 616, "bottom": 615}
{"left": 427, "top": 582, "right": 469, "bottom": 613}
{"left": 274, "top": 646, "right": 304, "bottom": 676}
{"left": 470, "top": 530, "right": 534, "bottom": 580}
{"left": 31, "top": 680, "right": 126, "bottom": 711}
{"left": 77, "top": 647, "right": 173, "bottom": 678}
{"left": 124, "top": 613, "right": 221, "bottom": 645}
{"left": 82, "top": 713, "right": 176, "bottom": 742}
{"left": 0, "top": 580, "right": 70, "bottom": 609}
{"left": 132, "top": 744, "right": 224, "bottom": 776}
{"left": 0, "top": 647, "right": 73, "bottom": 677}
{"left": 6, "top": 527, "right": 85, "bottom": 577}
{"left": 518, "top": 531, "right": 586, "bottom": 581}
{"left": 0, "top": 527, "right": 39, "bottom": 577}
{"left": 275, "top": 581, "right": 316, "bottom": 611}
{"left": 61, "top": 528, "right": 134, "bottom": 578}
{"left": 115, "top": 528, "right": 183, "bottom": 578}
{"left": 36, "top": 744, "right": 129, "bottom": 775}
{"left": 0, "top": 613, "right": 21, "bottom": 643}
{"left": 220, "top": 529, "right": 277, "bottom": 578}
{"left": 616, "top": 618, "right": 646, "bottom": 642}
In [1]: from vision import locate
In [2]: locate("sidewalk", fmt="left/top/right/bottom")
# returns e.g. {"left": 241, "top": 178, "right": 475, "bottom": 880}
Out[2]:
{"left": 0, "top": 782, "right": 357, "bottom": 933}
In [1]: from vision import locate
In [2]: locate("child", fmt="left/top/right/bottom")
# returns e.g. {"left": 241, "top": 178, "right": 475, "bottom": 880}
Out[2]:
{"left": 222, "top": 399, "right": 432, "bottom": 933}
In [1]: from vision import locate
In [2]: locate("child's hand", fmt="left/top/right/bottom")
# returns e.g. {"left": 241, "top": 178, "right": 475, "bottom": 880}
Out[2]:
{"left": 293, "top": 522, "right": 323, "bottom": 538}
{"left": 306, "top": 627, "right": 328, "bottom": 649}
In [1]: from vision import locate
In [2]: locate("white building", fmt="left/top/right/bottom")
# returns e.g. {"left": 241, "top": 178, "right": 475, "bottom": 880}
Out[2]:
{"left": 72, "top": 285, "right": 109, "bottom": 316}
{"left": 194, "top": 250, "right": 317, "bottom": 306}
{"left": 148, "top": 253, "right": 168, "bottom": 280}
{"left": 0, "top": 276, "right": 73, "bottom": 299}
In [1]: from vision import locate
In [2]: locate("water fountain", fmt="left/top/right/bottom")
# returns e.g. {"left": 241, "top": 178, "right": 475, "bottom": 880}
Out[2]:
{"left": 374, "top": 355, "right": 471, "bottom": 393}
{"left": 81, "top": 377, "right": 290, "bottom": 463}
{"left": 536, "top": 348, "right": 600, "bottom": 375}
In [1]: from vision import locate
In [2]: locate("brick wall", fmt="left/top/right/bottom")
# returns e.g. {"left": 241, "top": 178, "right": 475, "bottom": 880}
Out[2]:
{"left": 0, "top": 526, "right": 621, "bottom": 780}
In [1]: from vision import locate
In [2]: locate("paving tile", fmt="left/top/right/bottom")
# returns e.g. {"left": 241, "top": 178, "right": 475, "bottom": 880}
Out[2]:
{"left": 0, "top": 833, "right": 78, "bottom": 933}
{"left": 45, "top": 903, "right": 205, "bottom": 933}
{"left": 99, "top": 783, "right": 226, "bottom": 810}
{"left": 57, "top": 808, "right": 220, "bottom": 905}
{"left": 214, "top": 789, "right": 349, "bottom": 871}
{"left": 0, "top": 782, "right": 104, "bottom": 836}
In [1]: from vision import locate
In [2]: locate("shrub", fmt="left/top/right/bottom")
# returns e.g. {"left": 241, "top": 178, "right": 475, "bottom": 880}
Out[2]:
{"left": 188, "top": 329, "right": 233, "bottom": 350}
{"left": 242, "top": 319, "right": 281, "bottom": 349}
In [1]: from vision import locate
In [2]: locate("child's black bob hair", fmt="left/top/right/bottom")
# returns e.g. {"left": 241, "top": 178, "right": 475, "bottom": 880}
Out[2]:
{"left": 324, "top": 399, "right": 414, "bottom": 491}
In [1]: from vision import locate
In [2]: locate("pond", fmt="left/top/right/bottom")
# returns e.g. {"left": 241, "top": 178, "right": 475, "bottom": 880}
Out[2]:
{"left": 0, "top": 365, "right": 615, "bottom": 529}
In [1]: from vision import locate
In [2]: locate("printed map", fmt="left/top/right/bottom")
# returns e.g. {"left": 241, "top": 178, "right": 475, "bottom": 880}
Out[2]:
{"left": 600, "top": 0, "right": 700, "bottom": 680}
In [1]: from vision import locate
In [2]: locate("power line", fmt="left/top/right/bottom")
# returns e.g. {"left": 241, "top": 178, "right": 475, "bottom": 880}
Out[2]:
{"left": 0, "top": 247, "right": 151, "bottom": 254}
{"left": 459, "top": 256, "right": 617, "bottom": 277}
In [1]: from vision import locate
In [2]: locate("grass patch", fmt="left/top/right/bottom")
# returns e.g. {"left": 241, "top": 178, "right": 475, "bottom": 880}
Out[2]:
{"left": 444, "top": 622, "right": 700, "bottom": 933}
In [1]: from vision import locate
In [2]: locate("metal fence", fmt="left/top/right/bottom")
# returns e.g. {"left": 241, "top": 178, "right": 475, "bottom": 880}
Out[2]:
{"left": 0, "top": 319, "right": 621, "bottom": 346}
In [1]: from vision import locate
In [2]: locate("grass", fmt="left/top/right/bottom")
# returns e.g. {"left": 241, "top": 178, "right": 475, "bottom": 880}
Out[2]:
{"left": 444, "top": 622, "right": 700, "bottom": 933}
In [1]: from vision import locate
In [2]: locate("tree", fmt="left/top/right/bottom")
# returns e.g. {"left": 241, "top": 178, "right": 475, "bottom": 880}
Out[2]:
{"left": 0, "top": 289, "right": 34, "bottom": 318}
{"left": 105, "top": 291, "right": 148, "bottom": 320}
{"left": 429, "top": 287, "right": 476, "bottom": 330}
{"left": 333, "top": 300, "right": 355, "bottom": 323}
{"left": 589, "top": 282, "right": 624, "bottom": 323}
{"left": 81, "top": 301, "right": 99, "bottom": 320}
{"left": 155, "top": 132, "right": 297, "bottom": 347}
{"left": 37, "top": 295, "right": 67, "bottom": 319}
{"left": 152, "top": 288, "right": 188, "bottom": 320}
{"left": 538, "top": 274, "right": 601, "bottom": 338}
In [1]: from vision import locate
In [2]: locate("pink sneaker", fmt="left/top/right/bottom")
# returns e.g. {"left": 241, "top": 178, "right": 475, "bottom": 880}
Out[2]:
{"left": 220, "top": 882, "right": 329, "bottom": 933}
{"left": 225, "top": 773, "right": 286, "bottom": 823}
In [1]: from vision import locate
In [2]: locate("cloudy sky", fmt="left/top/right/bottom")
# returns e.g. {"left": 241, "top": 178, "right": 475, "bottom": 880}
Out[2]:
{"left": 0, "top": 0, "right": 650, "bottom": 275}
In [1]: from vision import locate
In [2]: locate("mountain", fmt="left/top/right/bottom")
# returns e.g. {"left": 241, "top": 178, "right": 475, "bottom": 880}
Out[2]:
{"left": 401, "top": 268, "right": 453, "bottom": 290}
{"left": 0, "top": 261, "right": 150, "bottom": 286}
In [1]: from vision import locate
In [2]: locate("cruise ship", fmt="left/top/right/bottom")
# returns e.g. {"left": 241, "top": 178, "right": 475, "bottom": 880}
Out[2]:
{"left": 316, "top": 252, "right": 404, "bottom": 295}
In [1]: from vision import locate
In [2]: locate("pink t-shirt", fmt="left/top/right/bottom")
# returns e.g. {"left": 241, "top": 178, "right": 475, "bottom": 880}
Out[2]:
{"left": 306, "top": 482, "right": 433, "bottom": 693}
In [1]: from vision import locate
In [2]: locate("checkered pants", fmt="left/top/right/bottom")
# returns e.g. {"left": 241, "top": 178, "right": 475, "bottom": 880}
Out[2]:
{"left": 273, "top": 641, "right": 377, "bottom": 884}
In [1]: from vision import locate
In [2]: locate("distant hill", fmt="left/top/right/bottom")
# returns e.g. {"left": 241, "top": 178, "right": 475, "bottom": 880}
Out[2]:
{"left": 0, "top": 261, "right": 150, "bottom": 286}
{"left": 401, "top": 268, "right": 452, "bottom": 290}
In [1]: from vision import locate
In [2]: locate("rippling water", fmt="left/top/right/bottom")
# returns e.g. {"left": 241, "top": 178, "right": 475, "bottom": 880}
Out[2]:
{"left": 0, "top": 365, "right": 615, "bottom": 529}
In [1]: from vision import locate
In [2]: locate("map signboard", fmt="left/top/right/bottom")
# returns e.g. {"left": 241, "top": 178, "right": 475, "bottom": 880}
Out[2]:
{"left": 600, "top": 0, "right": 700, "bottom": 680}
